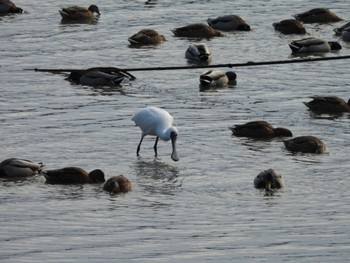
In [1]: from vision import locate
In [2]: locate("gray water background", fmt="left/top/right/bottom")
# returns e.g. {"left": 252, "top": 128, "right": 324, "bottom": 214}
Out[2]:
{"left": 0, "top": 0, "right": 349, "bottom": 262}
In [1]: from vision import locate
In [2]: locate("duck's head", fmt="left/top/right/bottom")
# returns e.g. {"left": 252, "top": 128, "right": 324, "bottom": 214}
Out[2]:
{"left": 68, "top": 71, "right": 83, "bottom": 82}
{"left": 89, "top": 169, "right": 105, "bottom": 183}
{"left": 237, "top": 24, "right": 251, "bottom": 31}
{"left": 274, "top": 127, "right": 293, "bottom": 137}
{"left": 225, "top": 71, "right": 237, "bottom": 82}
{"left": 199, "top": 54, "right": 210, "bottom": 62}
{"left": 329, "top": 41, "right": 342, "bottom": 50}
{"left": 88, "top": 5, "right": 100, "bottom": 15}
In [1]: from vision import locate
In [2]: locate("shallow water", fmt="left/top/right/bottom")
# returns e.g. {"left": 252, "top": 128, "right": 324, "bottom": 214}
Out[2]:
{"left": 0, "top": 0, "right": 350, "bottom": 262}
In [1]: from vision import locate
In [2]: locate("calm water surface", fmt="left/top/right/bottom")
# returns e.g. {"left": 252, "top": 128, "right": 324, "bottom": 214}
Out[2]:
{"left": 0, "top": 0, "right": 349, "bottom": 262}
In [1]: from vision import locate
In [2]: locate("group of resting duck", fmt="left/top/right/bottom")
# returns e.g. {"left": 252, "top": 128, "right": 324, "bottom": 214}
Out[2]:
{"left": 2, "top": 1, "right": 350, "bottom": 194}
{"left": 3, "top": 2, "right": 350, "bottom": 88}
{"left": 227, "top": 94, "right": 350, "bottom": 193}
{"left": 0, "top": 158, "right": 132, "bottom": 195}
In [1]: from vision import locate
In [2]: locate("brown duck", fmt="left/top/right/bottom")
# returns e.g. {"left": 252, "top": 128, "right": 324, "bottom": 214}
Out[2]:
{"left": 283, "top": 136, "right": 326, "bottom": 154}
{"left": 171, "top": 23, "right": 222, "bottom": 39}
{"left": 59, "top": 5, "right": 100, "bottom": 20}
{"left": 303, "top": 96, "right": 350, "bottom": 114}
{"left": 128, "top": 29, "right": 166, "bottom": 46}
{"left": 294, "top": 8, "right": 342, "bottom": 24}
{"left": 273, "top": 19, "right": 306, "bottom": 34}
{"left": 43, "top": 167, "right": 105, "bottom": 184}
{"left": 103, "top": 175, "right": 132, "bottom": 195}
{"left": 229, "top": 121, "right": 293, "bottom": 139}
{"left": 0, "top": 0, "right": 23, "bottom": 13}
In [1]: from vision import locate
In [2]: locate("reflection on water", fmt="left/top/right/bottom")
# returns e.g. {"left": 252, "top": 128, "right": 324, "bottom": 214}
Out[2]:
{"left": 0, "top": 175, "right": 41, "bottom": 186}
{"left": 134, "top": 159, "right": 183, "bottom": 195}
{"left": 237, "top": 137, "right": 278, "bottom": 152}
{"left": 59, "top": 17, "right": 100, "bottom": 25}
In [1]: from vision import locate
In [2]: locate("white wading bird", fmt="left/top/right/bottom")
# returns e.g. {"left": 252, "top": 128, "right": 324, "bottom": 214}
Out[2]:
{"left": 132, "top": 106, "right": 179, "bottom": 161}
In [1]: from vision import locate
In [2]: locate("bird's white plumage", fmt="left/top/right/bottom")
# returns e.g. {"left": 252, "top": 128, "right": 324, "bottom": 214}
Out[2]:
{"left": 132, "top": 106, "right": 175, "bottom": 140}
{"left": 132, "top": 106, "right": 179, "bottom": 161}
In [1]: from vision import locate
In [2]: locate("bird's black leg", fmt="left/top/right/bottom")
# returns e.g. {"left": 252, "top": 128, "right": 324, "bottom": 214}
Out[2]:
{"left": 153, "top": 137, "right": 159, "bottom": 157}
{"left": 136, "top": 136, "right": 144, "bottom": 156}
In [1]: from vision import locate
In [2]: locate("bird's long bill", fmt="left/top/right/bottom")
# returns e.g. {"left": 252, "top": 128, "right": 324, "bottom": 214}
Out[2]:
{"left": 171, "top": 133, "right": 179, "bottom": 162}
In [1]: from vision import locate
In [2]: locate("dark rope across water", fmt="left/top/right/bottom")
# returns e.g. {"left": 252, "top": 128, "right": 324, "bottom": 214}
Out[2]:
{"left": 30, "top": 55, "right": 350, "bottom": 73}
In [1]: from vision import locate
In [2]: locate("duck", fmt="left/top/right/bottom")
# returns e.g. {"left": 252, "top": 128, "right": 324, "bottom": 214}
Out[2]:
{"left": 59, "top": 5, "right": 100, "bottom": 20}
{"left": 199, "top": 70, "right": 237, "bottom": 87}
{"left": 128, "top": 29, "right": 166, "bottom": 46}
{"left": 334, "top": 21, "right": 350, "bottom": 36}
{"left": 341, "top": 26, "right": 350, "bottom": 42}
{"left": 293, "top": 8, "right": 343, "bottom": 24}
{"left": 68, "top": 67, "right": 136, "bottom": 86}
{"left": 0, "top": 0, "right": 23, "bottom": 13}
{"left": 283, "top": 136, "right": 326, "bottom": 154}
{"left": 43, "top": 167, "right": 105, "bottom": 184}
{"left": 229, "top": 121, "right": 293, "bottom": 139}
{"left": 289, "top": 37, "right": 342, "bottom": 54}
{"left": 254, "top": 169, "right": 285, "bottom": 191}
{"left": 273, "top": 19, "right": 306, "bottom": 34}
{"left": 103, "top": 175, "right": 132, "bottom": 195}
{"left": 207, "top": 15, "right": 250, "bottom": 31}
{"left": 0, "top": 158, "right": 43, "bottom": 178}
{"left": 303, "top": 96, "right": 350, "bottom": 114}
{"left": 171, "top": 23, "right": 222, "bottom": 39}
{"left": 185, "top": 43, "right": 212, "bottom": 64}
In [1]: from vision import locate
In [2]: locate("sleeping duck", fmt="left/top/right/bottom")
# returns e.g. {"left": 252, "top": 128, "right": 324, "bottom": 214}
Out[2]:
{"left": 59, "top": 5, "right": 100, "bottom": 21}
{"left": 0, "top": 158, "right": 43, "bottom": 178}
{"left": 185, "top": 43, "right": 212, "bottom": 64}
{"left": 254, "top": 169, "right": 285, "bottom": 191}
{"left": 0, "top": 0, "right": 23, "bottom": 13}
{"left": 171, "top": 23, "right": 222, "bottom": 39}
{"left": 294, "top": 8, "right": 342, "bottom": 23}
{"left": 229, "top": 120, "right": 293, "bottom": 139}
{"left": 199, "top": 70, "right": 236, "bottom": 87}
{"left": 43, "top": 167, "right": 105, "bottom": 184}
{"left": 207, "top": 15, "right": 250, "bottom": 31}
{"left": 68, "top": 67, "right": 136, "bottom": 86}
{"left": 283, "top": 136, "right": 326, "bottom": 154}
{"left": 289, "top": 37, "right": 341, "bottom": 54}
{"left": 303, "top": 96, "right": 350, "bottom": 114}
{"left": 128, "top": 29, "right": 166, "bottom": 46}
{"left": 103, "top": 175, "right": 132, "bottom": 195}
{"left": 273, "top": 19, "right": 306, "bottom": 34}
{"left": 341, "top": 26, "right": 350, "bottom": 42}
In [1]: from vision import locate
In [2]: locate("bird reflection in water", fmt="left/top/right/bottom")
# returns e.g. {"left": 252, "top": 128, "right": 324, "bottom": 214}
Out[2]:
{"left": 134, "top": 159, "right": 183, "bottom": 195}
